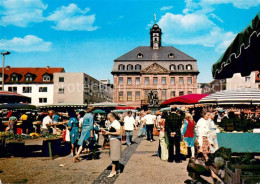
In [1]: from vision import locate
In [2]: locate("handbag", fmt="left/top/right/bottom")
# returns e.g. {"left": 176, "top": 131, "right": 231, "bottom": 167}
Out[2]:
{"left": 153, "top": 127, "right": 160, "bottom": 136}
{"left": 122, "top": 131, "right": 126, "bottom": 141}
{"left": 180, "top": 141, "right": 188, "bottom": 155}
{"left": 65, "top": 127, "right": 70, "bottom": 142}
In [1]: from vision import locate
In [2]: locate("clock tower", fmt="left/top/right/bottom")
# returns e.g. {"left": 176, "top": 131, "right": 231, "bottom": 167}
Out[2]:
{"left": 150, "top": 24, "right": 162, "bottom": 49}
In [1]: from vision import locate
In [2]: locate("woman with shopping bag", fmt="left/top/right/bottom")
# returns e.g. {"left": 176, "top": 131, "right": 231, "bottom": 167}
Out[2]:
{"left": 182, "top": 113, "right": 196, "bottom": 158}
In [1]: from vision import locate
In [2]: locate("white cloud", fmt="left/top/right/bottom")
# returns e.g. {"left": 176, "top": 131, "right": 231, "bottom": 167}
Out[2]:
{"left": 209, "top": 13, "right": 223, "bottom": 23}
{"left": 46, "top": 3, "right": 99, "bottom": 31}
{"left": 0, "top": 35, "right": 52, "bottom": 52}
{"left": 158, "top": 12, "right": 236, "bottom": 52}
{"left": 0, "top": 0, "right": 47, "bottom": 27}
{"left": 184, "top": 0, "right": 260, "bottom": 13}
{"left": 160, "top": 6, "right": 173, "bottom": 11}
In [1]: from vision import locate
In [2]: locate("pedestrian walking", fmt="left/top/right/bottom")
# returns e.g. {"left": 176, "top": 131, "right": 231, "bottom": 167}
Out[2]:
{"left": 103, "top": 113, "right": 122, "bottom": 178}
{"left": 74, "top": 107, "right": 94, "bottom": 162}
{"left": 67, "top": 110, "right": 79, "bottom": 157}
{"left": 144, "top": 110, "right": 156, "bottom": 142}
{"left": 138, "top": 113, "right": 147, "bottom": 137}
{"left": 124, "top": 111, "right": 136, "bottom": 146}
{"left": 182, "top": 113, "right": 196, "bottom": 158}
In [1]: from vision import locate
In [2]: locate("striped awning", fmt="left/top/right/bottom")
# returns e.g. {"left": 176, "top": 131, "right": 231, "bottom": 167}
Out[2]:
{"left": 199, "top": 88, "right": 260, "bottom": 105}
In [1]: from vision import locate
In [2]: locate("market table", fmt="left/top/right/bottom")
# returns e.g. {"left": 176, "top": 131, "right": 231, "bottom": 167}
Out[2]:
{"left": 217, "top": 133, "right": 260, "bottom": 153}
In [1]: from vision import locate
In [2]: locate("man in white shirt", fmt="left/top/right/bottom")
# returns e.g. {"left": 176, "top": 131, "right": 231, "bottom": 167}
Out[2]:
{"left": 42, "top": 110, "right": 54, "bottom": 135}
{"left": 124, "top": 111, "right": 136, "bottom": 146}
{"left": 144, "top": 110, "right": 156, "bottom": 142}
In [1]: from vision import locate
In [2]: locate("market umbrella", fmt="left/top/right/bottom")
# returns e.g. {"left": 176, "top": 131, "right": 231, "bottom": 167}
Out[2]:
{"left": 0, "top": 103, "right": 36, "bottom": 110}
{"left": 0, "top": 91, "right": 31, "bottom": 103}
{"left": 38, "top": 103, "right": 88, "bottom": 109}
{"left": 199, "top": 88, "right": 260, "bottom": 105}
{"left": 112, "top": 109, "right": 138, "bottom": 113}
{"left": 159, "top": 107, "right": 171, "bottom": 112}
{"left": 161, "top": 94, "right": 209, "bottom": 106}
{"left": 90, "top": 102, "right": 125, "bottom": 107}
{"left": 116, "top": 106, "right": 136, "bottom": 110}
{"left": 93, "top": 109, "right": 106, "bottom": 114}
{"left": 212, "top": 11, "right": 260, "bottom": 79}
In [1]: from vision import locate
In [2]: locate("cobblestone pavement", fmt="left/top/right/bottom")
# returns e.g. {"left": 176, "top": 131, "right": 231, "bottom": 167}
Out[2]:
{"left": 0, "top": 129, "right": 213, "bottom": 184}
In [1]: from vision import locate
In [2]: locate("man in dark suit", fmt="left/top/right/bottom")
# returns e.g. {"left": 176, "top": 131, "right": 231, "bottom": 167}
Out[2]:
{"left": 165, "top": 108, "right": 183, "bottom": 163}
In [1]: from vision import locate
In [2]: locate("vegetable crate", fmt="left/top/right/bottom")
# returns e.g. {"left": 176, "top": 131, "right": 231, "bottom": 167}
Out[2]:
{"left": 225, "top": 161, "right": 260, "bottom": 184}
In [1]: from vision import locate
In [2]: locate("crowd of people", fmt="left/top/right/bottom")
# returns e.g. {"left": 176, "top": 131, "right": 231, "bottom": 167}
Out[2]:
{"left": 2, "top": 106, "right": 260, "bottom": 179}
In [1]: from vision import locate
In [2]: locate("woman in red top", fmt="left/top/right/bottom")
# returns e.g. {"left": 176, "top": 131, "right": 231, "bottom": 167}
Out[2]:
{"left": 182, "top": 113, "right": 196, "bottom": 158}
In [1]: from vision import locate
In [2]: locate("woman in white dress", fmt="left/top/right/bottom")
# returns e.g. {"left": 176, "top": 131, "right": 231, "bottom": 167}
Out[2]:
{"left": 196, "top": 111, "right": 214, "bottom": 161}
{"left": 103, "top": 113, "right": 122, "bottom": 178}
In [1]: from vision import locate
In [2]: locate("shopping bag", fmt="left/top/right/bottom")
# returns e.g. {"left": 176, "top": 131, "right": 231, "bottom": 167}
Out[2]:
{"left": 65, "top": 128, "right": 70, "bottom": 142}
{"left": 180, "top": 141, "right": 188, "bottom": 155}
{"left": 153, "top": 128, "right": 160, "bottom": 136}
{"left": 122, "top": 132, "right": 126, "bottom": 142}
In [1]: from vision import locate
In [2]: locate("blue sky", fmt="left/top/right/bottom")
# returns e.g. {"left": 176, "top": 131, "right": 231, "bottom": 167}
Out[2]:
{"left": 0, "top": 0, "right": 260, "bottom": 83}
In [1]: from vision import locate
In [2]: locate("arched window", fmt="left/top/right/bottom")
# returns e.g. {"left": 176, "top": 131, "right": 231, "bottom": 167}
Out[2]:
{"left": 168, "top": 53, "right": 174, "bottom": 58}
{"left": 118, "top": 64, "right": 125, "bottom": 71}
{"left": 178, "top": 64, "right": 184, "bottom": 70}
{"left": 135, "top": 64, "right": 141, "bottom": 71}
{"left": 186, "top": 64, "right": 192, "bottom": 70}
{"left": 169, "top": 64, "right": 176, "bottom": 71}
{"left": 127, "top": 64, "right": 133, "bottom": 71}
{"left": 137, "top": 53, "right": 143, "bottom": 59}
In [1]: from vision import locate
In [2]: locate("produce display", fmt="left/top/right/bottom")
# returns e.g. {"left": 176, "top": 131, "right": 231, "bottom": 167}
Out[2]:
{"left": 219, "top": 118, "right": 260, "bottom": 132}
{"left": 0, "top": 132, "right": 60, "bottom": 140}
{"left": 230, "top": 153, "right": 260, "bottom": 165}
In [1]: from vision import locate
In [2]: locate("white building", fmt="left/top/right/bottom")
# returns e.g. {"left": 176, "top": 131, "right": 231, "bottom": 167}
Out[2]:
{"left": 0, "top": 66, "right": 65, "bottom": 106}
{"left": 53, "top": 73, "right": 113, "bottom": 104}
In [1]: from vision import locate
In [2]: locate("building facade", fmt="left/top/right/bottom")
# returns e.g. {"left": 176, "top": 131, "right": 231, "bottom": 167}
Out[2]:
{"left": 201, "top": 71, "right": 260, "bottom": 94}
{"left": 53, "top": 73, "right": 113, "bottom": 104}
{"left": 112, "top": 24, "right": 199, "bottom": 107}
{"left": 0, "top": 66, "right": 64, "bottom": 105}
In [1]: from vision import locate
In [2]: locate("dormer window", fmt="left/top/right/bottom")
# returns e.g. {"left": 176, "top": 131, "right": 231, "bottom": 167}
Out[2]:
{"left": 25, "top": 74, "right": 33, "bottom": 82}
{"left": 10, "top": 74, "right": 18, "bottom": 82}
{"left": 137, "top": 53, "right": 143, "bottom": 59}
{"left": 118, "top": 64, "right": 125, "bottom": 71}
{"left": 186, "top": 64, "right": 192, "bottom": 70}
{"left": 135, "top": 64, "right": 141, "bottom": 71}
{"left": 127, "top": 64, "right": 133, "bottom": 71}
{"left": 178, "top": 64, "right": 184, "bottom": 70}
{"left": 170, "top": 64, "right": 176, "bottom": 71}
{"left": 168, "top": 53, "right": 174, "bottom": 58}
{"left": 43, "top": 74, "right": 51, "bottom": 82}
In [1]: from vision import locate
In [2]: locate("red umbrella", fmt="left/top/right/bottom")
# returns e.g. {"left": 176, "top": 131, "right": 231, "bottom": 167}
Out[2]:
{"left": 161, "top": 94, "right": 208, "bottom": 105}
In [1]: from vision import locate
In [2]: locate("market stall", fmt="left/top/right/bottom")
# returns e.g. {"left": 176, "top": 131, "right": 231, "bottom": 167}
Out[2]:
{"left": 212, "top": 11, "right": 260, "bottom": 79}
{"left": 0, "top": 91, "right": 31, "bottom": 103}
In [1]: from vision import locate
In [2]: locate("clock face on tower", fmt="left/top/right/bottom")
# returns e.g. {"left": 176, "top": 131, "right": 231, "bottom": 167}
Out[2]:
{"left": 153, "top": 43, "right": 159, "bottom": 49}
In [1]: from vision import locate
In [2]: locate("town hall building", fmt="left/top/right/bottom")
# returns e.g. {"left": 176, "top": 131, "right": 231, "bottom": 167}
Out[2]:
{"left": 112, "top": 23, "right": 199, "bottom": 108}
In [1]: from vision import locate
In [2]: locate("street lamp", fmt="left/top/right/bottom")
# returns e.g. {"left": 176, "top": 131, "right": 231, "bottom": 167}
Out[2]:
{"left": 0, "top": 51, "right": 10, "bottom": 91}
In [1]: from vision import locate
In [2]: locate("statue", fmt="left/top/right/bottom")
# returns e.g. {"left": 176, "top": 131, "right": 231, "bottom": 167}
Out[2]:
{"left": 148, "top": 90, "right": 159, "bottom": 106}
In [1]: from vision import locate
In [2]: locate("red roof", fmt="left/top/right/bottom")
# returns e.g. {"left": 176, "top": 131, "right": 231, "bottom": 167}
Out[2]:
{"left": 0, "top": 90, "right": 25, "bottom": 96}
{"left": 161, "top": 94, "right": 209, "bottom": 105}
{"left": 1, "top": 66, "right": 64, "bottom": 83}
